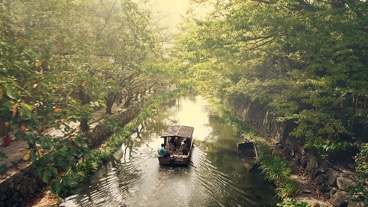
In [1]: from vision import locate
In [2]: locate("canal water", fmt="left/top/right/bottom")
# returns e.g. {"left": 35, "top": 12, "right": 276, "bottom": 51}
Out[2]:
{"left": 60, "top": 95, "right": 278, "bottom": 207}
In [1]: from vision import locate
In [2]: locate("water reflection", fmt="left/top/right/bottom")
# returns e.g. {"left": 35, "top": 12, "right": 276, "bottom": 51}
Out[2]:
{"left": 60, "top": 95, "right": 278, "bottom": 207}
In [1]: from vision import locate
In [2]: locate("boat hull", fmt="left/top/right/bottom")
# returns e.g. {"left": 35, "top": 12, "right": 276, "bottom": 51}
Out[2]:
{"left": 158, "top": 155, "right": 190, "bottom": 166}
{"left": 237, "top": 141, "right": 259, "bottom": 171}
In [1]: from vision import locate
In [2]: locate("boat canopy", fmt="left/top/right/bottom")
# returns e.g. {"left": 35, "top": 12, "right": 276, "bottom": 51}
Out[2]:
{"left": 161, "top": 125, "right": 194, "bottom": 139}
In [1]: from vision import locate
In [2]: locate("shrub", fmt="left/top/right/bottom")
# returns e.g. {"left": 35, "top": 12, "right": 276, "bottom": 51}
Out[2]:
{"left": 350, "top": 143, "right": 368, "bottom": 205}
{"left": 277, "top": 199, "right": 309, "bottom": 207}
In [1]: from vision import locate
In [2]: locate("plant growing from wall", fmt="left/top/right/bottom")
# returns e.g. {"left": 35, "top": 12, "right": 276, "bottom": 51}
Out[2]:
{"left": 277, "top": 199, "right": 309, "bottom": 207}
{"left": 350, "top": 143, "right": 368, "bottom": 205}
{"left": 257, "top": 141, "right": 299, "bottom": 198}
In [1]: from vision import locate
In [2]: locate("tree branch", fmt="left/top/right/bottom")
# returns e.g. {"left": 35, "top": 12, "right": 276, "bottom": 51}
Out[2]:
{"left": 252, "top": 0, "right": 276, "bottom": 4}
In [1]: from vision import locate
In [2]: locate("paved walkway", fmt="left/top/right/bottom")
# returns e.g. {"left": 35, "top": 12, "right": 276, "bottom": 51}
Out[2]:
{"left": 0, "top": 140, "right": 29, "bottom": 168}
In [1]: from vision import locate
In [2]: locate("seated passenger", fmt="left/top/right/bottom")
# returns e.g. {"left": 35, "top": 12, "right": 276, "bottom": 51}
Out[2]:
{"left": 158, "top": 144, "right": 168, "bottom": 157}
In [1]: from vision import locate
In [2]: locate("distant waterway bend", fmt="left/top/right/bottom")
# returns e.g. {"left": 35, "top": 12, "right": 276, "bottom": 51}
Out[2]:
{"left": 60, "top": 95, "right": 279, "bottom": 207}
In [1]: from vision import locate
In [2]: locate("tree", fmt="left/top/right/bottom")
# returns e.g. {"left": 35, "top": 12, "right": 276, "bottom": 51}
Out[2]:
{"left": 175, "top": 0, "right": 368, "bottom": 158}
{"left": 0, "top": 0, "right": 165, "bottom": 180}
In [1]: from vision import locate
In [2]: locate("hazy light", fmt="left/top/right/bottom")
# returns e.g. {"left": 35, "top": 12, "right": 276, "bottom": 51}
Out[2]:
{"left": 136, "top": 0, "right": 211, "bottom": 34}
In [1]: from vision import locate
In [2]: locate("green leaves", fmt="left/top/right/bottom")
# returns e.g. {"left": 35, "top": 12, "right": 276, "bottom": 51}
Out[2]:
{"left": 257, "top": 141, "right": 299, "bottom": 198}
{"left": 277, "top": 199, "right": 309, "bottom": 207}
{"left": 174, "top": 0, "right": 368, "bottom": 158}
{"left": 42, "top": 170, "right": 53, "bottom": 183}
{"left": 350, "top": 143, "right": 368, "bottom": 204}
{"left": 0, "top": 164, "right": 7, "bottom": 175}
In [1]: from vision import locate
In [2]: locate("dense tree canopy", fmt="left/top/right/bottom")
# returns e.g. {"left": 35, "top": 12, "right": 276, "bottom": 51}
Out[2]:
{"left": 0, "top": 0, "right": 169, "bottom": 186}
{"left": 173, "top": 0, "right": 368, "bottom": 202}
{"left": 175, "top": 0, "right": 368, "bottom": 155}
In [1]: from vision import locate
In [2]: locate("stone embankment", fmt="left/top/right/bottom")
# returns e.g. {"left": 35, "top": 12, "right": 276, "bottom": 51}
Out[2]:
{"left": 227, "top": 100, "right": 364, "bottom": 207}
{"left": 0, "top": 100, "right": 146, "bottom": 207}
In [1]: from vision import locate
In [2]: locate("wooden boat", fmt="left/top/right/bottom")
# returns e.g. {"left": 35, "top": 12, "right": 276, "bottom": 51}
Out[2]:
{"left": 158, "top": 125, "right": 194, "bottom": 166}
{"left": 237, "top": 141, "right": 259, "bottom": 171}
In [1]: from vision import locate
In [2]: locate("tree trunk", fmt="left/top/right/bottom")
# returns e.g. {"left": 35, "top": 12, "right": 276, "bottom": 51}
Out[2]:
{"left": 80, "top": 118, "right": 89, "bottom": 132}
{"left": 105, "top": 92, "right": 118, "bottom": 114}
{"left": 79, "top": 87, "right": 91, "bottom": 133}
{"left": 124, "top": 91, "right": 133, "bottom": 107}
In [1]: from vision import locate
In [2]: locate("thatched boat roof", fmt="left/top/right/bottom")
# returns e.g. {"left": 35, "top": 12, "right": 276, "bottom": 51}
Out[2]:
{"left": 161, "top": 125, "right": 194, "bottom": 139}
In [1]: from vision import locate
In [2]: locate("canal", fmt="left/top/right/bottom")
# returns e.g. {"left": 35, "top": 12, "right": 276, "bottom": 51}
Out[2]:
{"left": 60, "top": 95, "right": 278, "bottom": 207}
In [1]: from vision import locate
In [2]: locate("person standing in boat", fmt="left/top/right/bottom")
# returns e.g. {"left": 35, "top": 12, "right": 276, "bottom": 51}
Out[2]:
{"left": 181, "top": 140, "right": 189, "bottom": 155}
{"left": 174, "top": 137, "right": 181, "bottom": 148}
{"left": 169, "top": 140, "right": 176, "bottom": 152}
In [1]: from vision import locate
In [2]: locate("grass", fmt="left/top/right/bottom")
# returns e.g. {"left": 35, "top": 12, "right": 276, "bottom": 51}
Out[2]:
{"left": 256, "top": 139, "right": 300, "bottom": 198}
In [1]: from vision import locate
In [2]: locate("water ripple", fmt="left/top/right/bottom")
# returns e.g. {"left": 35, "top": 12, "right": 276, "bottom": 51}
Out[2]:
{"left": 60, "top": 96, "right": 278, "bottom": 207}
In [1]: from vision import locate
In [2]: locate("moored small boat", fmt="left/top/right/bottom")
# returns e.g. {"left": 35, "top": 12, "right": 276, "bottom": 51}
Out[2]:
{"left": 158, "top": 125, "right": 194, "bottom": 166}
{"left": 237, "top": 141, "right": 259, "bottom": 171}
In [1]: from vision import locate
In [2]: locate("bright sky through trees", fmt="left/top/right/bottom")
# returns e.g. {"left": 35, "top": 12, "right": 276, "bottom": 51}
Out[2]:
{"left": 132, "top": 0, "right": 190, "bottom": 33}
{"left": 141, "top": 0, "right": 210, "bottom": 33}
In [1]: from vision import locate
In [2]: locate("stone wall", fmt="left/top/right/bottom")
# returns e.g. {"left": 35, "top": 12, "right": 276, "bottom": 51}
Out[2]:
{"left": 227, "top": 100, "right": 363, "bottom": 207}
{"left": 0, "top": 100, "right": 145, "bottom": 206}
{"left": 86, "top": 101, "right": 144, "bottom": 148}
{"left": 0, "top": 164, "right": 44, "bottom": 207}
